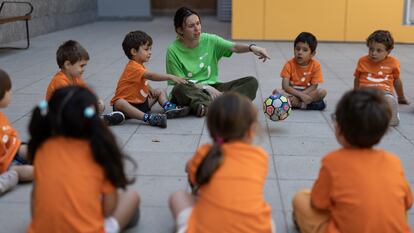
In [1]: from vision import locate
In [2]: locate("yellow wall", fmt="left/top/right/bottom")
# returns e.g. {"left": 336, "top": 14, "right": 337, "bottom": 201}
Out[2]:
{"left": 232, "top": 0, "right": 265, "bottom": 39}
{"left": 264, "top": 0, "right": 346, "bottom": 41}
{"left": 345, "top": 0, "right": 414, "bottom": 42}
{"left": 232, "top": 0, "right": 414, "bottom": 43}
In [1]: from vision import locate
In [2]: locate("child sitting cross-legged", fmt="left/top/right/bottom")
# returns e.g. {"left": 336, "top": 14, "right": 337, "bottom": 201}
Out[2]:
{"left": 354, "top": 30, "right": 409, "bottom": 126}
{"left": 169, "top": 92, "right": 275, "bottom": 233}
{"left": 27, "top": 86, "right": 140, "bottom": 233}
{"left": 0, "top": 69, "right": 33, "bottom": 195}
{"left": 110, "top": 30, "right": 190, "bottom": 128}
{"left": 273, "top": 32, "right": 327, "bottom": 110}
{"left": 292, "top": 88, "right": 413, "bottom": 233}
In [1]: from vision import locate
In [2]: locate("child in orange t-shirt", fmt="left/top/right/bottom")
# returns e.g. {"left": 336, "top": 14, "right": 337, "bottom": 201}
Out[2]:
{"left": 292, "top": 88, "right": 413, "bottom": 233}
{"left": 169, "top": 92, "right": 275, "bottom": 233}
{"left": 110, "top": 31, "right": 189, "bottom": 128}
{"left": 272, "top": 32, "right": 327, "bottom": 110}
{"left": 354, "top": 30, "right": 409, "bottom": 126}
{"left": 46, "top": 40, "right": 126, "bottom": 126}
{"left": 0, "top": 69, "right": 33, "bottom": 195}
{"left": 28, "top": 86, "right": 140, "bottom": 233}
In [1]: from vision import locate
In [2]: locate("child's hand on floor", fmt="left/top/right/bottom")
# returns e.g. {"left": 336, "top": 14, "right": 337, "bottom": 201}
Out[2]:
{"left": 398, "top": 96, "right": 409, "bottom": 105}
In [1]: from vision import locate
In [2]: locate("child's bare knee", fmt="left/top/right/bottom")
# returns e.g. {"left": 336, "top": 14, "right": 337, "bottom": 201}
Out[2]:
{"left": 292, "top": 189, "right": 311, "bottom": 209}
{"left": 169, "top": 190, "right": 186, "bottom": 206}
{"left": 318, "top": 89, "right": 327, "bottom": 99}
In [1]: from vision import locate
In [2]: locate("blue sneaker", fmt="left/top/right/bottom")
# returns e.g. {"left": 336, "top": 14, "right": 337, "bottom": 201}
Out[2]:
{"left": 164, "top": 105, "right": 190, "bottom": 119}
{"left": 148, "top": 113, "right": 167, "bottom": 128}
{"left": 306, "top": 100, "right": 326, "bottom": 111}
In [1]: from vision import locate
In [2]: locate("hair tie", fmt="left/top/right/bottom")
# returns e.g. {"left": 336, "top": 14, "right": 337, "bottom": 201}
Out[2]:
{"left": 83, "top": 106, "right": 95, "bottom": 118}
{"left": 215, "top": 136, "right": 224, "bottom": 145}
{"left": 38, "top": 100, "right": 48, "bottom": 116}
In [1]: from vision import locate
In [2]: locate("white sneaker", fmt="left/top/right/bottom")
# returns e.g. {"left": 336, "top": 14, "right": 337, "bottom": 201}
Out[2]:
{"left": 0, "top": 170, "right": 18, "bottom": 195}
{"left": 384, "top": 94, "right": 400, "bottom": 126}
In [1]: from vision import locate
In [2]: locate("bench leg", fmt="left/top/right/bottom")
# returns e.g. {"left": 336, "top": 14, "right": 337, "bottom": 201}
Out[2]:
{"left": 24, "top": 19, "right": 30, "bottom": 49}
{"left": 0, "top": 19, "right": 30, "bottom": 50}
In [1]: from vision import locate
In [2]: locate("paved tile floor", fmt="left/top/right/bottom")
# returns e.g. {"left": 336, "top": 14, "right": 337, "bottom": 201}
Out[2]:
{"left": 0, "top": 17, "right": 414, "bottom": 233}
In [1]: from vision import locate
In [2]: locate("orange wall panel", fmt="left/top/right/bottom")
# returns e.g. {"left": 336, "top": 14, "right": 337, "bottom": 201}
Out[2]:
{"left": 232, "top": 0, "right": 265, "bottom": 40}
{"left": 264, "top": 0, "right": 347, "bottom": 41}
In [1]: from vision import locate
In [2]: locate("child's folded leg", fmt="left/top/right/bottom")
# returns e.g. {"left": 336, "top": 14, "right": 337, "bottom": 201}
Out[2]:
{"left": 12, "top": 165, "right": 33, "bottom": 182}
{"left": 111, "top": 190, "right": 140, "bottom": 230}
{"left": 292, "top": 189, "right": 330, "bottom": 233}
{"left": 169, "top": 190, "right": 195, "bottom": 232}
{"left": 384, "top": 94, "right": 400, "bottom": 126}
{"left": 0, "top": 170, "right": 18, "bottom": 195}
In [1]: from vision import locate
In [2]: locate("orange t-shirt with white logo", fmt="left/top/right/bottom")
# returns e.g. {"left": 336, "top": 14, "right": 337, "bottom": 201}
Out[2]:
{"left": 111, "top": 60, "right": 149, "bottom": 105}
{"left": 186, "top": 142, "right": 273, "bottom": 233}
{"left": 28, "top": 137, "right": 115, "bottom": 233}
{"left": 354, "top": 55, "right": 400, "bottom": 94}
{"left": 311, "top": 148, "right": 413, "bottom": 233}
{"left": 280, "top": 58, "right": 323, "bottom": 90}
{"left": 45, "top": 71, "right": 88, "bottom": 100}
{"left": 0, "top": 112, "right": 21, "bottom": 173}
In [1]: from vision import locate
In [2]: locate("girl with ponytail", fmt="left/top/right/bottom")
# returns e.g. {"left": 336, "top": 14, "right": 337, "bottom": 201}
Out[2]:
{"left": 27, "top": 86, "right": 140, "bottom": 233}
{"left": 169, "top": 92, "right": 275, "bottom": 233}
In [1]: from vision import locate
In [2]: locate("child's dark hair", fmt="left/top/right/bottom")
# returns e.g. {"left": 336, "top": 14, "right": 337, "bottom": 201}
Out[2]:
{"left": 366, "top": 30, "right": 394, "bottom": 51}
{"left": 174, "top": 7, "right": 201, "bottom": 35}
{"left": 56, "top": 40, "right": 90, "bottom": 69}
{"left": 194, "top": 92, "right": 257, "bottom": 191}
{"left": 122, "top": 30, "right": 153, "bottom": 60}
{"left": 0, "top": 69, "right": 11, "bottom": 100}
{"left": 28, "top": 86, "right": 135, "bottom": 188}
{"left": 334, "top": 88, "right": 391, "bottom": 148}
{"left": 294, "top": 32, "right": 318, "bottom": 53}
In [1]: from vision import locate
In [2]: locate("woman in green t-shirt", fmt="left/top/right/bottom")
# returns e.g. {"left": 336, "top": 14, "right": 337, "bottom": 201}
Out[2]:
{"left": 166, "top": 7, "right": 270, "bottom": 117}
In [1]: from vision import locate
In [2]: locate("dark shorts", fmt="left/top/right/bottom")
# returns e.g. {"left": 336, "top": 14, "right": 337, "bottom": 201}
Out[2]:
{"left": 113, "top": 98, "right": 150, "bottom": 119}
{"left": 9, "top": 150, "right": 28, "bottom": 169}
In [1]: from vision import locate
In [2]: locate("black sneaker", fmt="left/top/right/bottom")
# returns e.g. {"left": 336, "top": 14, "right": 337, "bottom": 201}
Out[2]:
{"left": 165, "top": 106, "right": 191, "bottom": 119}
{"left": 102, "top": 111, "right": 125, "bottom": 126}
{"left": 306, "top": 100, "right": 326, "bottom": 111}
{"left": 148, "top": 113, "right": 167, "bottom": 128}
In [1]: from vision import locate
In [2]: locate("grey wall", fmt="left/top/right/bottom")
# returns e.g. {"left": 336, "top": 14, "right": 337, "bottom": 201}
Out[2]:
{"left": 97, "top": 0, "right": 151, "bottom": 20}
{"left": 410, "top": 0, "right": 414, "bottom": 23}
{"left": 0, "top": 0, "right": 97, "bottom": 44}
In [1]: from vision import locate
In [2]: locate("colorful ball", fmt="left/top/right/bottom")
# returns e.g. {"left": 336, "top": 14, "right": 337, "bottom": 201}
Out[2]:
{"left": 263, "top": 94, "right": 292, "bottom": 121}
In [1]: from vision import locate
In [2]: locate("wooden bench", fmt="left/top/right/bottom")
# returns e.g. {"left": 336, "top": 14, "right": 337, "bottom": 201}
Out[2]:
{"left": 0, "top": 1, "right": 33, "bottom": 49}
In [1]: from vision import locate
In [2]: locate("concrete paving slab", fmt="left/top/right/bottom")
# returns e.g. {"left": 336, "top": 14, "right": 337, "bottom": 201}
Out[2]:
{"left": 0, "top": 16, "right": 413, "bottom": 231}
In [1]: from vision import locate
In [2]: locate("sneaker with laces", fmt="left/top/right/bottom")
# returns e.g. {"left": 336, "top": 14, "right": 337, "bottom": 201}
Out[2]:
{"left": 0, "top": 170, "right": 18, "bottom": 195}
{"left": 306, "top": 100, "right": 326, "bottom": 111}
{"left": 148, "top": 114, "right": 167, "bottom": 128}
{"left": 103, "top": 111, "right": 125, "bottom": 126}
{"left": 165, "top": 106, "right": 191, "bottom": 119}
{"left": 384, "top": 94, "right": 400, "bottom": 126}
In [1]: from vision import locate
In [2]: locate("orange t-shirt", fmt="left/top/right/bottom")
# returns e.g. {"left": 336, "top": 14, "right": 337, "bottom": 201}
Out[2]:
{"left": 354, "top": 55, "right": 400, "bottom": 94}
{"left": 45, "top": 71, "right": 88, "bottom": 100}
{"left": 110, "top": 60, "right": 149, "bottom": 105}
{"left": 0, "top": 112, "right": 21, "bottom": 173}
{"left": 28, "top": 137, "right": 115, "bottom": 233}
{"left": 280, "top": 58, "right": 323, "bottom": 89}
{"left": 311, "top": 148, "right": 413, "bottom": 233}
{"left": 186, "top": 142, "right": 273, "bottom": 233}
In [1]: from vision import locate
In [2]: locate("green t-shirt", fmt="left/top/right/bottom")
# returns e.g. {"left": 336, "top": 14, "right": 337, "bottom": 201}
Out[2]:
{"left": 166, "top": 33, "right": 234, "bottom": 85}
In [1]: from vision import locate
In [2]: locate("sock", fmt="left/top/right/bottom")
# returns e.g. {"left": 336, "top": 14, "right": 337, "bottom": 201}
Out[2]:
{"left": 143, "top": 113, "right": 150, "bottom": 122}
{"left": 162, "top": 101, "right": 176, "bottom": 110}
{"left": 300, "top": 102, "right": 307, "bottom": 109}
